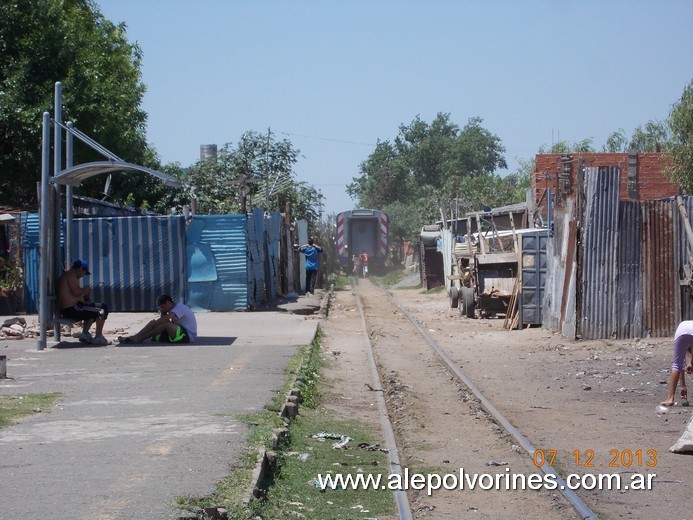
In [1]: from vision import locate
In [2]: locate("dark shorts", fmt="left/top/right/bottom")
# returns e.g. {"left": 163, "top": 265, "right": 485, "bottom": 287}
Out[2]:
{"left": 60, "top": 302, "right": 109, "bottom": 322}
{"left": 153, "top": 325, "right": 190, "bottom": 344}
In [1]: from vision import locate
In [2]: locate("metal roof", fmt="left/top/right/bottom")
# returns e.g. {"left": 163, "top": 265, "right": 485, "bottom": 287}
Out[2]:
{"left": 51, "top": 160, "right": 182, "bottom": 188}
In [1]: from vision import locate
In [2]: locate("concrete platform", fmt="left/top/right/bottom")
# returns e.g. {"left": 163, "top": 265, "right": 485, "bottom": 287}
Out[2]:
{"left": 0, "top": 305, "right": 321, "bottom": 519}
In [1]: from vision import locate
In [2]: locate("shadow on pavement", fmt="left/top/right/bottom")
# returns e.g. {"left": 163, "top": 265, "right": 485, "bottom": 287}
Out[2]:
{"left": 114, "top": 336, "right": 238, "bottom": 347}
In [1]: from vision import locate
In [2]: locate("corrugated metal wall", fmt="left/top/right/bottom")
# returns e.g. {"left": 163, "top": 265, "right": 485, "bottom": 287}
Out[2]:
{"left": 19, "top": 213, "right": 286, "bottom": 315}
{"left": 186, "top": 215, "right": 247, "bottom": 312}
{"left": 544, "top": 165, "right": 690, "bottom": 339}
{"left": 641, "top": 200, "right": 680, "bottom": 337}
{"left": 580, "top": 167, "right": 620, "bottom": 339}
{"left": 616, "top": 201, "right": 643, "bottom": 338}
{"left": 72, "top": 216, "right": 187, "bottom": 312}
{"left": 265, "top": 211, "right": 281, "bottom": 300}
{"left": 21, "top": 213, "right": 40, "bottom": 314}
{"left": 247, "top": 208, "right": 266, "bottom": 307}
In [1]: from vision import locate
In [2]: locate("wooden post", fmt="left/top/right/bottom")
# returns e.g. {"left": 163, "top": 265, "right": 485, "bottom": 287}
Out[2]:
{"left": 0, "top": 355, "right": 6, "bottom": 379}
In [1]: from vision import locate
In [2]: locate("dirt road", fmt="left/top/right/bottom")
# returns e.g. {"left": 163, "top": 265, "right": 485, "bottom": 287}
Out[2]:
{"left": 321, "top": 278, "right": 691, "bottom": 520}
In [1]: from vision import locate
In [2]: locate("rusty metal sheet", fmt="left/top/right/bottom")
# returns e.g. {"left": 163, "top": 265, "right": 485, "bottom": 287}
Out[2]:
{"left": 641, "top": 199, "right": 679, "bottom": 337}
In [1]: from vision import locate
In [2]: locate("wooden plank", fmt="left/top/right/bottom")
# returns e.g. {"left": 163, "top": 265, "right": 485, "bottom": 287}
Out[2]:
{"left": 509, "top": 212, "right": 519, "bottom": 253}
{"left": 559, "top": 220, "right": 577, "bottom": 330}
{"left": 676, "top": 196, "right": 693, "bottom": 269}
{"left": 476, "top": 252, "right": 519, "bottom": 264}
{"left": 476, "top": 214, "right": 487, "bottom": 255}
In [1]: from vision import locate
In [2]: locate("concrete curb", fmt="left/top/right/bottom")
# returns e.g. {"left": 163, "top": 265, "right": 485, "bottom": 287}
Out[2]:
{"left": 242, "top": 287, "right": 332, "bottom": 507}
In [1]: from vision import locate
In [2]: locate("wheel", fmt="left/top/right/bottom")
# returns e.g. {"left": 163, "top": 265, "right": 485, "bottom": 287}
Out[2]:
{"left": 462, "top": 287, "right": 475, "bottom": 318}
{"left": 450, "top": 286, "right": 459, "bottom": 308}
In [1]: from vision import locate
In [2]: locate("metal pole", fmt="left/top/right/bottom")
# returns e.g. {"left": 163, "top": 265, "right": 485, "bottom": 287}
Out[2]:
{"left": 65, "top": 122, "right": 74, "bottom": 268}
{"left": 38, "top": 112, "right": 51, "bottom": 351}
{"left": 53, "top": 82, "right": 62, "bottom": 341}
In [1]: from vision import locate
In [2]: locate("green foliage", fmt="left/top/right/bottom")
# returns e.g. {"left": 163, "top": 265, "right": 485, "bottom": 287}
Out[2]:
{"left": 667, "top": 80, "right": 693, "bottom": 192}
{"left": 539, "top": 138, "right": 596, "bottom": 154}
{"left": 604, "top": 121, "right": 672, "bottom": 153}
{"left": 0, "top": 257, "right": 23, "bottom": 291}
{"left": 184, "top": 130, "right": 321, "bottom": 224}
{"left": 0, "top": 0, "right": 149, "bottom": 206}
{"left": 381, "top": 200, "right": 430, "bottom": 246}
{"left": 629, "top": 120, "right": 672, "bottom": 152}
{"left": 348, "top": 113, "right": 511, "bottom": 248}
{"left": 603, "top": 129, "right": 629, "bottom": 152}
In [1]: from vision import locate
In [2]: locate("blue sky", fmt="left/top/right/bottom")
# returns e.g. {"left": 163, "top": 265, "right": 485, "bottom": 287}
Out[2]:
{"left": 97, "top": 0, "right": 692, "bottom": 216}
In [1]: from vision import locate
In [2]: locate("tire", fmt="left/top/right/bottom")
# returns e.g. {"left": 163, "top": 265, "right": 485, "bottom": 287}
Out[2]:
{"left": 462, "top": 287, "right": 475, "bottom": 318}
{"left": 450, "top": 286, "right": 459, "bottom": 308}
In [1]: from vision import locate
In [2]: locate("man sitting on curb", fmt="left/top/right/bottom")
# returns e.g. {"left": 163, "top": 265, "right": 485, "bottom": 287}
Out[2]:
{"left": 118, "top": 294, "right": 197, "bottom": 344}
{"left": 57, "top": 259, "right": 110, "bottom": 345}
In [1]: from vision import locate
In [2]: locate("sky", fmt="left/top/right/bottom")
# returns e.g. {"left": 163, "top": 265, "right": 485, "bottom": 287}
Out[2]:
{"left": 96, "top": 0, "right": 693, "bottom": 217}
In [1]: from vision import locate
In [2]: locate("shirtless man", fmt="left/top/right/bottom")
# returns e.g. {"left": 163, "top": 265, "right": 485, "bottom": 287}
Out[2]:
{"left": 57, "top": 259, "right": 109, "bottom": 345}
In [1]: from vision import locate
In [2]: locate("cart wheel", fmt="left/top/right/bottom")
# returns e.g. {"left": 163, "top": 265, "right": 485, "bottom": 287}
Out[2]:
{"left": 450, "top": 286, "right": 459, "bottom": 308}
{"left": 462, "top": 287, "right": 475, "bottom": 318}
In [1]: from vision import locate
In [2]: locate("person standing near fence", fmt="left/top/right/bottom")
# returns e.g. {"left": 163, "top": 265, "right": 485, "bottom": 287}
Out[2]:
{"left": 296, "top": 238, "right": 323, "bottom": 295}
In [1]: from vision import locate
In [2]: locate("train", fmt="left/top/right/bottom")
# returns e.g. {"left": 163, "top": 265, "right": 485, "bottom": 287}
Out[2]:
{"left": 336, "top": 209, "right": 389, "bottom": 271}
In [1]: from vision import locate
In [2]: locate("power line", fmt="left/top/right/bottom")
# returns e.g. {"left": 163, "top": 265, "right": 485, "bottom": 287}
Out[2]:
{"left": 279, "top": 131, "right": 376, "bottom": 147}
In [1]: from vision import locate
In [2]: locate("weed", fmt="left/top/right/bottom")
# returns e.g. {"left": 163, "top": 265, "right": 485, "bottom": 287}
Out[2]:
{"left": 174, "top": 324, "right": 396, "bottom": 519}
{"left": 0, "top": 393, "right": 62, "bottom": 429}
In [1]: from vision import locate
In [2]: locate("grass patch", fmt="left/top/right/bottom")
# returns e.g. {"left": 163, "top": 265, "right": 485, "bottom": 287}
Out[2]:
{"left": 174, "top": 325, "right": 396, "bottom": 519}
{"left": 372, "top": 268, "right": 407, "bottom": 288}
{"left": 0, "top": 393, "right": 62, "bottom": 429}
{"left": 249, "top": 409, "right": 394, "bottom": 520}
{"left": 327, "top": 272, "right": 344, "bottom": 291}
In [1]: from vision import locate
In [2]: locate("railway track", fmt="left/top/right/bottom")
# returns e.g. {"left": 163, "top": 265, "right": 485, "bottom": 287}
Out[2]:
{"left": 351, "top": 278, "right": 596, "bottom": 519}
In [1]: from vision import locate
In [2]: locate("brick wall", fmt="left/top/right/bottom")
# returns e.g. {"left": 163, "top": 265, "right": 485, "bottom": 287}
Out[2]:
{"left": 532, "top": 152, "right": 679, "bottom": 217}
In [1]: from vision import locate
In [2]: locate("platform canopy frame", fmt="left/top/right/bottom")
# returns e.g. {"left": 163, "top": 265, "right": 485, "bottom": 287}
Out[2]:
{"left": 37, "top": 82, "right": 183, "bottom": 351}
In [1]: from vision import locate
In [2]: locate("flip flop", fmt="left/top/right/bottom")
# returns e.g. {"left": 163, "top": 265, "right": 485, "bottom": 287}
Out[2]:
{"left": 118, "top": 338, "right": 135, "bottom": 344}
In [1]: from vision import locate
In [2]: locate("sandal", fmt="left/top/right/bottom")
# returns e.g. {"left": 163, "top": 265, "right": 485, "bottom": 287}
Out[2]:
{"left": 118, "top": 337, "right": 135, "bottom": 344}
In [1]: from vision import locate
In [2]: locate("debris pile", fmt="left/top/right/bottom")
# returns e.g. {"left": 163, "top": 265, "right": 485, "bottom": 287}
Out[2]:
{"left": 1, "top": 317, "right": 27, "bottom": 339}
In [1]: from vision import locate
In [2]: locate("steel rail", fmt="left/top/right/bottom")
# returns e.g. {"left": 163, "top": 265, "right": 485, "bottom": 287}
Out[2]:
{"left": 353, "top": 285, "right": 413, "bottom": 520}
{"left": 378, "top": 286, "right": 598, "bottom": 520}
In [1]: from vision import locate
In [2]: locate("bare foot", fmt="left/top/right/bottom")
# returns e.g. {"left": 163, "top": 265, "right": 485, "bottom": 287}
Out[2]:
{"left": 660, "top": 399, "right": 675, "bottom": 406}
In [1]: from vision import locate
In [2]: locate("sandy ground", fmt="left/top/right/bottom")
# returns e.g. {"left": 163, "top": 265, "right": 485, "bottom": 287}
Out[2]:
{"left": 320, "top": 278, "right": 692, "bottom": 520}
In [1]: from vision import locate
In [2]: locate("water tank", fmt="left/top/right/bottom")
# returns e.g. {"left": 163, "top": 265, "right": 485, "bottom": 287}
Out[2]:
{"left": 200, "top": 144, "right": 217, "bottom": 161}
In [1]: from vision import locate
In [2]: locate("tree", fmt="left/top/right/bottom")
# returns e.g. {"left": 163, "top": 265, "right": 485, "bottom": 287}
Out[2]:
{"left": 603, "top": 129, "right": 629, "bottom": 152}
{"left": 667, "top": 80, "right": 693, "bottom": 191}
{"left": 629, "top": 120, "right": 671, "bottom": 152}
{"left": 348, "top": 113, "right": 509, "bottom": 246}
{"left": 604, "top": 121, "right": 673, "bottom": 153}
{"left": 347, "top": 140, "right": 412, "bottom": 209}
{"left": 539, "top": 138, "right": 595, "bottom": 154}
{"left": 185, "top": 130, "right": 321, "bottom": 225}
{"left": 0, "top": 0, "right": 152, "bottom": 207}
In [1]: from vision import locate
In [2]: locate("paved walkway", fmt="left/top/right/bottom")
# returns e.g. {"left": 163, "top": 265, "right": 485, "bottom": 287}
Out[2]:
{"left": 0, "top": 302, "right": 321, "bottom": 519}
